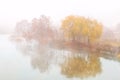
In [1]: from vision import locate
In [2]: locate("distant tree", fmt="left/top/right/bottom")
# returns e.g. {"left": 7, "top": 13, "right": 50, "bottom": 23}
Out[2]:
{"left": 15, "top": 20, "right": 32, "bottom": 39}
{"left": 14, "top": 15, "right": 56, "bottom": 45}
{"left": 100, "top": 27, "right": 115, "bottom": 41}
{"left": 115, "top": 23, "right": 120, "bottom": 41}
{"left": 31, "top": 15, "right": 54, "bottom": 44}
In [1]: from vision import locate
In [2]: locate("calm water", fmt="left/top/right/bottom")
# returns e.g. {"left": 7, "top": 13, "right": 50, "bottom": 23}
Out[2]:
{"left": 0, "top": 35, "right": 120, "bottom": 80}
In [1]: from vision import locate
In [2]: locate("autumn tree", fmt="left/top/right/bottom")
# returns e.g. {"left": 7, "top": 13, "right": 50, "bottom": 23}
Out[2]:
{"left": 31, "top": 15, "right": 54, "bottom": 43}
{"left": 14, "top": 15, "right": 56, "bottom": 46}
{"left": 86, "top": 19, "right": 103, "bottom": 43}
{"left": 61, "top": 15, "right": 103, "bottom": 44}
{"left": 14, "top": 20, "right": 32, "bottom": 40}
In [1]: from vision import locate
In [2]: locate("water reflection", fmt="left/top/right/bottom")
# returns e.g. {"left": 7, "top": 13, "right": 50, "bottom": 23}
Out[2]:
{"left": 12, "top": 39, "right": 103, "bottom": 79}
{"left": 14, "top": 41, "right": 50, "bottom": 72}
{"left": 60, "top": 54, "right": 101, "bottom": 78}
{"left": 30, "top": 47, "right": 52, "bottom": 72}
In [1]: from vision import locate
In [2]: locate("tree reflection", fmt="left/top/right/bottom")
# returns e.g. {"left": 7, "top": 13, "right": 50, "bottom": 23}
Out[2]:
{"left": 14, "top": 40, "right": 54, "bottom": 72}
{"left": 30, "top": 48, "right": 53, "bottom": 72}
{"left": 13, "top": 39, "right": 102, "bottom": 77}
{"left": 60, "top": 54, "right": 101, "bottom": 78}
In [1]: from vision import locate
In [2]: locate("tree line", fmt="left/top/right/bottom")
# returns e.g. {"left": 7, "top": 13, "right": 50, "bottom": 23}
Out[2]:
{"left": 13, "top": 15, "right": 103, "bottom": 47}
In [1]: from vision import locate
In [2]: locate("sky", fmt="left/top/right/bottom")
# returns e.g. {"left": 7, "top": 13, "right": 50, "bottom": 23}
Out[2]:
{"left": 0, "top": 0, "right": 120, "bottom": 33}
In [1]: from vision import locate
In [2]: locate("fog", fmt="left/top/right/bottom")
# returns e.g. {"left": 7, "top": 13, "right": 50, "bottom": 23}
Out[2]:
{"left": 0, "top": 0, "right": 120, "bottom": 78}
{"left": 0, "top": 0, "right": 120, "bottom": 34}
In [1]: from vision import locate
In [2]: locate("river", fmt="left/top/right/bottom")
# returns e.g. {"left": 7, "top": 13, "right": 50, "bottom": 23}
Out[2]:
{"left": 0, "top": 35, "right": 120, "bottom": 80}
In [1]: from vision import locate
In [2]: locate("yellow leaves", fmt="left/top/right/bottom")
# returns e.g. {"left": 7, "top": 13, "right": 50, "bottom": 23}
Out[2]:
{"left": 61, "top": 15, "right": 102, "bottom": 43}
{"left": 61, "top": 15, "right": 86, "bottom": 39}
{"left": 88, "top": 20, "right": 103, "bottom": 43}
{"left": 82, "top": 26, "right": 89, "bottom": 36}
{"left": 61, "top": 15, "right": 103, "bottom": 44}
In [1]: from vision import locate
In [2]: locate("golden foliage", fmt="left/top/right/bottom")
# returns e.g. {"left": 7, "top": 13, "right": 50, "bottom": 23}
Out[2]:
{"left": 61, "top": 15, "right": 103, "bottom": 43}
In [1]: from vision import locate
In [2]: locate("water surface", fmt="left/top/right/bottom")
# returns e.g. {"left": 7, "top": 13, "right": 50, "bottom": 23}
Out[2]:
{"left": 0, "top": 35, "right": 120, "bottom": 80}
